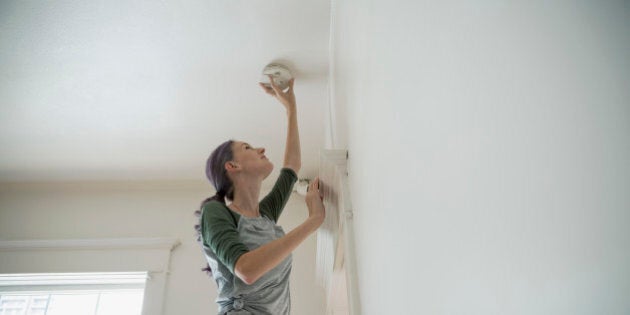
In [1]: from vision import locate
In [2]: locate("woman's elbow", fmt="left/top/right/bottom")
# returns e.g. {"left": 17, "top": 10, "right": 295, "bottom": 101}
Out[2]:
{"left": 234, "top": 255, "right": 258, "bottom": 285}
{"left": 235, "top": 269, "right": 256, "bottom": 285}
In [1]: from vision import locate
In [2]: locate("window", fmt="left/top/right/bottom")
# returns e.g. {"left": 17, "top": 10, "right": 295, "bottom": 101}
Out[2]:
{"left": 0, "top": 272, "right": 147, "bottom": 315}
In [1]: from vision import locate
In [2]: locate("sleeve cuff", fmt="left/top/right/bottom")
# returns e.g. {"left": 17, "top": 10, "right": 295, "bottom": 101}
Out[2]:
{"left": 281, "top": 167, "right": 298, "bottom": 179}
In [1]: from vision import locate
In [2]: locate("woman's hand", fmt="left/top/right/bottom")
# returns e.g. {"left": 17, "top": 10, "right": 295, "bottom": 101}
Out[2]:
{"left": 259, "top": 75, "right": 296, "bottom": 111}
{"left": 305, "top": 177, "right": 325, "bottom": 227}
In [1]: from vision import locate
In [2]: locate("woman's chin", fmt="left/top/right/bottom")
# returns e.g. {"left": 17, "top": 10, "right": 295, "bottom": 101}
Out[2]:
{"left": 264, "top": 163, "right": 274, "bottom": 178}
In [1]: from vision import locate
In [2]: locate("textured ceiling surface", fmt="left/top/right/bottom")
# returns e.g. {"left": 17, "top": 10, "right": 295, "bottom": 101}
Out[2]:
{"left": 0, "top": 0, "right": 330, "bottom": 183}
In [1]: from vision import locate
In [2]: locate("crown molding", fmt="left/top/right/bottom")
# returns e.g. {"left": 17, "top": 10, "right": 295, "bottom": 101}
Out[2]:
{"left": 0, "top": 237, "right": 181, "bottom": 252}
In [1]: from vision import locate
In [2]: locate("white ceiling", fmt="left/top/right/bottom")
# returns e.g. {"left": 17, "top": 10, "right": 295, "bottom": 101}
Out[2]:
{"left": 0, "top": 1, "right": 330, "bottom": 183}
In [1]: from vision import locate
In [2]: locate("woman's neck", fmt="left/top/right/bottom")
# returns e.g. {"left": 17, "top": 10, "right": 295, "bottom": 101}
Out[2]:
{"left": 230, "top": 180, "right": 262, "bottom": 217}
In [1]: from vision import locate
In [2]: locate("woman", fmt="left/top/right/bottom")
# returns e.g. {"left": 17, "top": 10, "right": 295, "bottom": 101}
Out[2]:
{"left": 194, "top": 76, "right": 326, "bottom": 314}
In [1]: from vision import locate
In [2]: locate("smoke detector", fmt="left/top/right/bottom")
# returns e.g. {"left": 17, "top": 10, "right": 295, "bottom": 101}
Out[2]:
{"left": 293, "top": 178, "right": 310, "bottom": 196}
{"left": 260, "top": 63, "right": 293, "bottom": 91}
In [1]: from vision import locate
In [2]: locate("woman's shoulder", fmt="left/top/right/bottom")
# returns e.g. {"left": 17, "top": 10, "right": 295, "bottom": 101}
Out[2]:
{"left": 202, "top": 200, "right": 240, "bottom": 225}
{"left": 203, "top": 199, "right": 224, "bottom": 210}
{"left": 202, "top": 200, "right": 229, "bottom": 217}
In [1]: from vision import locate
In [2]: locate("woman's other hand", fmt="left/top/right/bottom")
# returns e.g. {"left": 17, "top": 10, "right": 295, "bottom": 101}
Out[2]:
{"left": 305, "top": 177, "right": 325, "bottom": 227}
{"left": 259, "top": 75, "right": 296, "bottom": 110}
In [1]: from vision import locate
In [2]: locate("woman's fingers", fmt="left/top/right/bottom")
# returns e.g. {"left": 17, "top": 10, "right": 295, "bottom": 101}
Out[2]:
{"left": 262, "top": 75, "right": 286, "bottom": 99}
{"left": 307, "top": 177, "right": 317, "bottom": 192}
{"left": 268, "top": 75, "right": 294, "bottom": 96}
{"left": 259, "top": 82, "right": 274, "bottom": 95}
{"left": 259, "top": 82, "right": 274, "bottom": 96}
{"left": 310, "top": 177, "right": 323, "bottom": 199}
{"left": 263, "top": 75, "right": 297, "bottom": 110}
{"left": 268, "top": 75, "right": 282, "bottom": 94}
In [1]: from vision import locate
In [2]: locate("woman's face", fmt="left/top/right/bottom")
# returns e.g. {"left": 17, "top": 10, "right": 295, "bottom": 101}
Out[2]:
{"left": 230, "top": 140, "right": 273, "bottom": 177}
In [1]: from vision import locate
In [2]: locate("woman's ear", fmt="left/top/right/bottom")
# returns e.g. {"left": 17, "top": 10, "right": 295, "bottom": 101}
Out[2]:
{"left": 225, "top": 161, "right": 240, "bottom": 172}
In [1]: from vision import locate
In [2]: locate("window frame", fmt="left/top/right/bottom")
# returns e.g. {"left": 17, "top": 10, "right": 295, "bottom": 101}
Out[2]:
{"left": 0, "top": 238, "right": 180, "bottom": 315}
{"left": 0, "top": 273, "right": 147, "bottom": 315}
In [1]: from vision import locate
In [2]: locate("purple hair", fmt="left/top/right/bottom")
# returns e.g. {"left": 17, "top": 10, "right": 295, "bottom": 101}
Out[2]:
{"left": 194, "top": 139, "right": 235, "bottom": 277}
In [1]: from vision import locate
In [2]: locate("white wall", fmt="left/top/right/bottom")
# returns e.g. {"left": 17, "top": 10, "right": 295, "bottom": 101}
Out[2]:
{"left": 0, "top": 180, "right": 325, "bottom": 315}
{"left": 331, "top": 1, "right": 630, "bottom": 314}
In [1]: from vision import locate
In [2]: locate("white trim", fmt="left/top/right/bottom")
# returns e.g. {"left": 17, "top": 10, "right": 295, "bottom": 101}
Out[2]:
{"left": 326, "top": 0, "right": 338, "bottom": 150}
{"left": 0, "top": 272, "right": 149, "bottom": 286}
{"left": 317, "top": 149, "right": 361, "bottom": 315}
{"left": 0, "top": 238, "right": 180, "bottom": 252}
{"left": 0, "top": 272, "right": 149, "bottom": 293}
{"left": 0, "top": 284, "right": 145, "bottom": 293}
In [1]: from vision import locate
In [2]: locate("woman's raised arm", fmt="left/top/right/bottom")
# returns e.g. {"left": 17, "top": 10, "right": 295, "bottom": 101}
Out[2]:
{"left": 259, "top": 76, "right": 301, "bottom": 174}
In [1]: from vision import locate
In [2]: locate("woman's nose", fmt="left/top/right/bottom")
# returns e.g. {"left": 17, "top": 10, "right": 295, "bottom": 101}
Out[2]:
{"left": 258, "top": 148, "right": 265, "bottom": 154}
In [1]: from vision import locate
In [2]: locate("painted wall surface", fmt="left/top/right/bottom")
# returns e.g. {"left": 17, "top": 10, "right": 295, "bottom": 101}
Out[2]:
{"left": 0, "top": 180, "right": 325, "bottom": 315}
{"left": 331, "top": 1, "right": 630, "bottom": 314}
